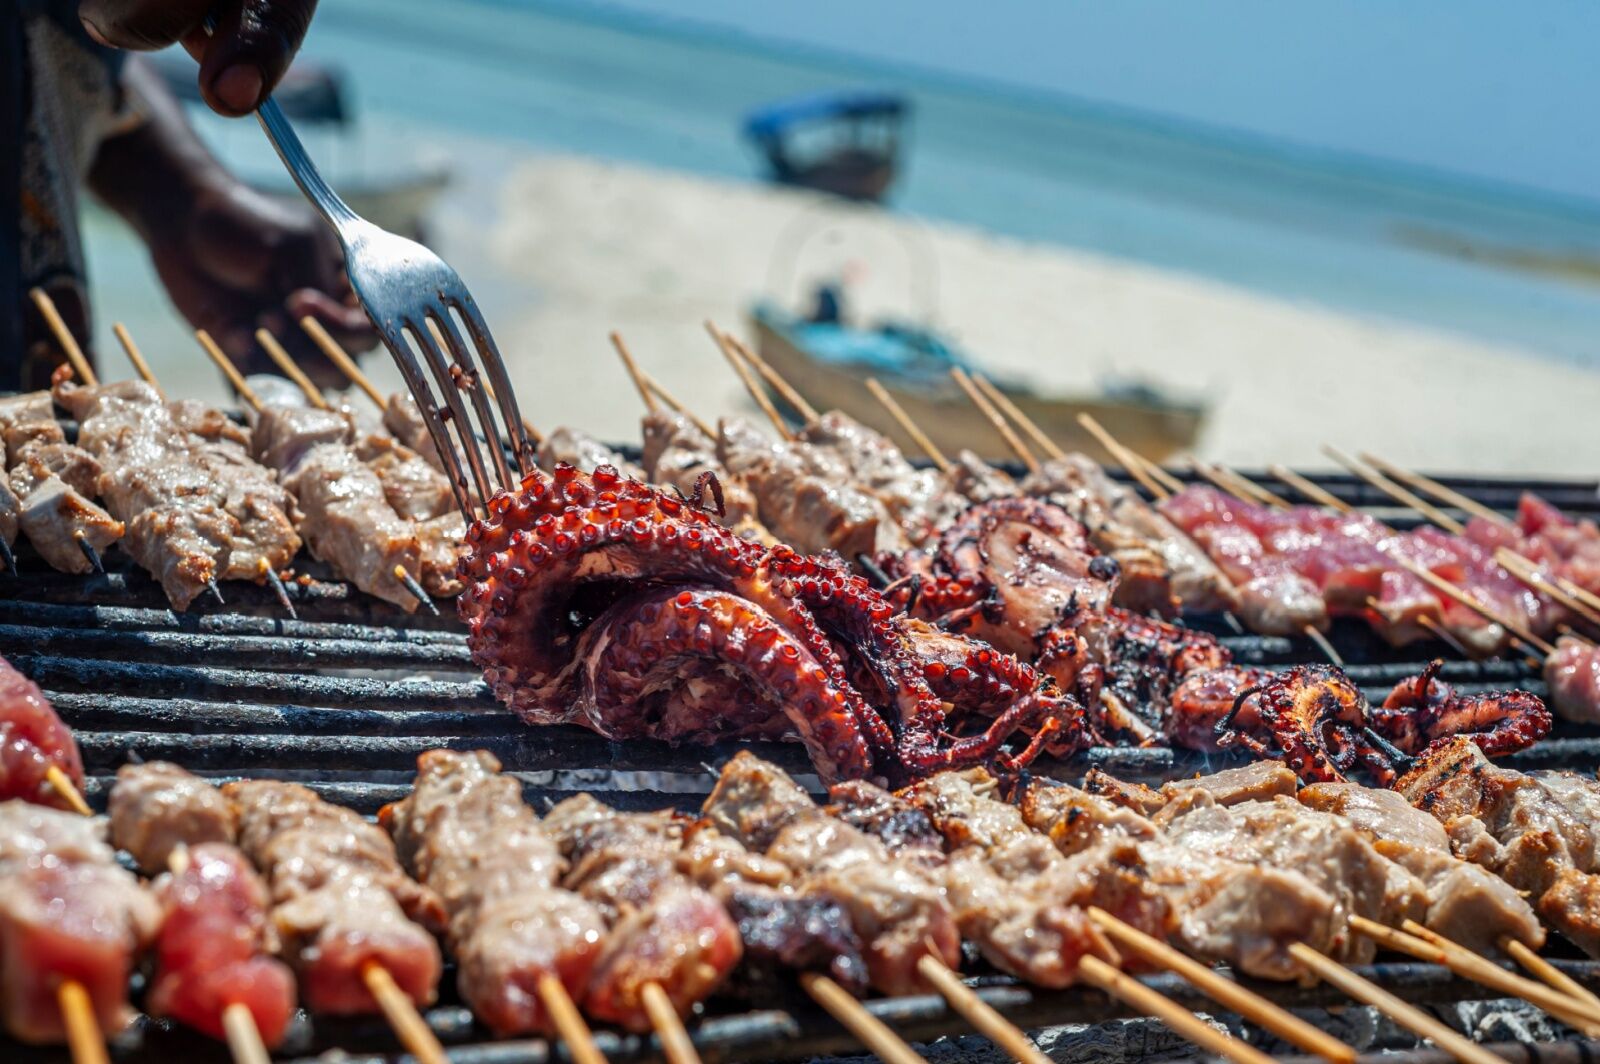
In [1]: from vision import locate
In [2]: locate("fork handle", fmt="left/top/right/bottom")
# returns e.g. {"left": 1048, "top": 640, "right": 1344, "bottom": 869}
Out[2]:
{"left": 256, "top": 98, "right": 360, "bottom": 233}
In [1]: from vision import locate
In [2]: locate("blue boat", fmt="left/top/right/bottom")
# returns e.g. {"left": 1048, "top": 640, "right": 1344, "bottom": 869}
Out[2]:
{"left": 749, "top": 302, "right": 1208, "bottom": 463}
{"left": 743, "top": 90, "right": 908, "bottom": 202}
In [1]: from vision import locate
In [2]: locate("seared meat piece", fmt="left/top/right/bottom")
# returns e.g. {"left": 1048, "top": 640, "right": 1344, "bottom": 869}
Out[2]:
{"left": 416, "top": 512, "right": 465, "bottom": 596}
{"left": 1299, "top": 781, "right": 1543, "bottom": 956}
{"left": 57, "top": 379, "right": 300, "bottom": 606}
{"left": 641, "top": 411, "right": 762, "bottom": 528}
{"left": 1165, "top": 761, "right": 1299, "bottom": 807}
{"left": 0, "top": 802, "right": 161, "bottom": 1044}
{"left": 543, "top": 795, "right": 742, "bottom": 1029}
{"left": 109, "top": 761, "right": 237, "bottom": 874}
{"left": 282, "top": 442, "right": 423, "bottom": 610}
{"left": 225, "top": 780, "right": 443, "bottom": 1013}
{"left": 900, "top": 768, "right": 1166, "bottom": 987}
{"left": 1157, "top": 792, "right": 1429, "bottom": 962}
{"left": 147, "top": 843, "right": 297, "bottom": 1048}
{"left": 356, "top": 433, "right": 456, "bottom": 521}
{"left": 949, "top": 449, "right": 1016, "bottom": 503}
{"left": 0, "top": 655, "right": 84, "bottom": 811}
{"left": 0, "top": 391, "right": 123, "bottom": 574}
{"left": 703, "top": 751, "right": 957, "bottom": 995}
{"left": 1545, "top": 634, "right": 1600, "bottom": 725}
{"left": 797, "top": 411, "right": 966, "bottom": 545}
{"left": 1166, "top": 665, "right": 1272, "bottom": 753}
{"left": 251, "top": 405, "right": 352, "bottom": 472}
{"left": 537, "top": 426, "right": 645, "bottom": 480}
{"left": 1017, "top": 781, "right": 1342, "bottom": 982}
{"left": 1025, "top": 454, "right": 1241, "bottom": 615}
{"left": 718, "top": 417, "right": 911, "bottom": 558}
{"left": 381, "top": 750, "right": 607, "bottom": 1036}
{"left": 1396, "top": 737, "right": 1600, "bottom": 957}
{"left": 382, "top": 392, "right": 440, "bottom": 466}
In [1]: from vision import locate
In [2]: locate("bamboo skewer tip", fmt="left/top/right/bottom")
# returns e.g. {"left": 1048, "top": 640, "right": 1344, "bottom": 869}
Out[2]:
{"left": 915, "top": 955, "right": 1050, "bottom": 1064}
{"left": 57, "top": 979, "right": 109, "bottom": 1064}
{"left": 639, "top": 982, "right": 701, "bottom": 1064}
{"left": 707, "top": 321, "right": 791, "bottom": 440}
{"left": 1075, "top": 954, "right": 1275, "bottom": 1064}
{"left": 195, "top": 331, "right": 263, "bottom": 412}
{"left": 45, "top": 765, "right": 92, "bottom": 817}
{"left": 800, "top": 972, "right": 928, "bottom": 1064}
{"left": 255, "top": 329, "right": 330, "bottom": 410}
{"left": 865, "top": 377, "right": 951, "bottom": 473}
{"left": 1085, "top": 907, "right": 1356, "bottom": 1064}
{"left": 973, "top": 374, "right": 1065, "bottom": 462}
{"left": 360, "top": 960, "right": 449, "bottom": 1064}
{"left": 301, "top": 316, "right": 387, "bottom": 411}
{"left": 29, "top": 287, "right": 98, "bottom": 387}
{"left": 950, "top": 367, "right": 1038, "bottom": 474}
{"left": 536, "top": 973, "right": 609, "bottom": 1064}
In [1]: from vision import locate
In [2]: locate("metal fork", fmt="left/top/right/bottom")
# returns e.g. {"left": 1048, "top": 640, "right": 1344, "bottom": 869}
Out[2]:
{"left": 253, "top": 97, "right": 534, "bottom": 519}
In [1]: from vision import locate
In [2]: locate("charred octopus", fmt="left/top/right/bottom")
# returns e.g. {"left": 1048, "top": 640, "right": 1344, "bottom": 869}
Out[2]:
{"left": 458, "top": 464, "right": 1090, "bottom": 784}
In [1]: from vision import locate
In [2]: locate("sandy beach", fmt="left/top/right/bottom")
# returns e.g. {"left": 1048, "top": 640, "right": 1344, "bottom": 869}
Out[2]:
{"left": 101, "top": 152, "right": 1600, "bottom": 477}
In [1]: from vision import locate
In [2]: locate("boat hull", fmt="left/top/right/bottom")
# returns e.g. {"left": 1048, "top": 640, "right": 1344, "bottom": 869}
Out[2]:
{"left": 752, "top": 316, "right": 1205, "bottom": 465}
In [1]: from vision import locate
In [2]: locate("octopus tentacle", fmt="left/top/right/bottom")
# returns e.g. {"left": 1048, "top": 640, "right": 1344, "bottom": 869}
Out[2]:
{"left": 579, "top": 587, "right": 875, "bottom": 780}
{"left": 460, "top": 464, "right": 1084, "bottom": 784}
{"left": 1374, "top": 660, "right": 1552, "bottom": 757}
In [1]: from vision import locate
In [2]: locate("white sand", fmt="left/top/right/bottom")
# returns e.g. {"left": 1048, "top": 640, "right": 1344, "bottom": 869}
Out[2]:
{"left": 114, "top": 152, "right": 1600, "bottom": 477}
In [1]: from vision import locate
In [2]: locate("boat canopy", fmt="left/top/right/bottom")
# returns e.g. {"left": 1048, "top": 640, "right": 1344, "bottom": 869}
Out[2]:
{"left": 743, "top": 90, "right": 908, "bottom": 145}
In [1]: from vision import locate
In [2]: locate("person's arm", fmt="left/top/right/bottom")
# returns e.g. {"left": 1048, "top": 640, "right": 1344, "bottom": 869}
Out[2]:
{"left": 79, "top": 0, "right": 317, "bottom": 117}
{"left": 86, "top": 57, "right": 372, "bottom": 379}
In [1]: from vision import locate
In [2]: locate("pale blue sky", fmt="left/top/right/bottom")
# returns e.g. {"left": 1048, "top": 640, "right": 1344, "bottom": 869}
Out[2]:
{"left": 573, "top": 0, "right": 1600, "bottom": 205}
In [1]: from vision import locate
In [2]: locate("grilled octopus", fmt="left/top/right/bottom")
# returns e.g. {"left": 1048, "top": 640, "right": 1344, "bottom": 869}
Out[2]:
{"left": 1371, "top": 660, "right": 1552, "bottom": 758}
{"left": 458, "top": 464, "right": 1091, "bottom": 785}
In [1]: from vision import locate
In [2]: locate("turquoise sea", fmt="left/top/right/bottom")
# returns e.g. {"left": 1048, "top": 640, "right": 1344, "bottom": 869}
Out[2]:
{"left": 94, "top": 0, "right": 1600, "bottom": 371}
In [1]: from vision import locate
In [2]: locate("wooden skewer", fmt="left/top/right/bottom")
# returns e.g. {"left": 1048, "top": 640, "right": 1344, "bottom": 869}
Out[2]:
{"left": 161, "top": 849, "right": 276, "bottom": 1064}
{"left": 641, "top": 371, "right": 716, "bottom": 439}
{"left": 1395, "top": 558, "right": 1559, "bottom": 657}
{"left": 1500, "top": 935, "right": 1600, "bottom": 1016}
{"left": 361, "top": 960, "right": 450, "bottom": 1064}
{"left": 1074, "top": 413, "right": 1168, "bottom": 499}
{"left": 45, "top": 765, "right": 92, "bottom": 817}
{"left": 707, "top": 322, "right": 790, "bottom": 439}
{"left": 1415, "top": 612, "right": 1475, "bottom": 659}
{"left": 301, "top": 316, "right": 386, "bottom": 409}
{"left": 28, "top": 287, "right": 98, "bottom": 386}
{"left": 222, "top": 1002, "right": 272, "bottom": 1064}
{"left": 1212, "top": 463, "right": 1293, "bottom": 511}
{"left": 1495, "top": 549, "right": 1600, "bottom": 632}
{"left": 800, "top": 973, "right": 927, "bottom": 1064}
{"left": 1285, "top": 942, "right": 1502, "bottom": 1064}
{"left": 1321, "top": 446, "right": 1466, "bottom": 535}
{"left": 195, "top": 331, "right": 263, "bottom": 412}
{"left": 951, "top": 367, "right": 1039, "bottom": 474}
{"left": 537, "top": 973, "right": 608, "bottom": 1064}
{"left": 1302, "top": 624, "right": 1345, "bottom": 666}
{"left": 609, "top": 332, "right": 658, "bottom": 413}
{"left": 111, "top": 323, "right": 164, "bottom": 399}
{"left": 1075, "top": 955, "right": 1273, "bottom": 1064}
{"left": 255, "top": 329, "right": 331, "bottom": 410}
{"left": 1351, "top": 917, "right": 1600, "bottom": 1034}
{"left": 723, "top": 331, "right": 820, "bottom": 425}
{"left": 1359, "top": 453, "right": 1512, "bottom": 529}
{"left": 972, "top": 374, "right": 1066, "bottom": 461}
{"left": 57, "top": 979, "right": 109, "bottom": 1064}
{"left": 1269, "top": 464, "right": 1353, "bottom": 513}
{"left": 1086, "top": 908, "right": 1355, "bottom": 1063}
{"left": 916, "top": 956, "right": 1051, "bottom": 1064}
{"left": 640, "top": 982, "right": 701, "bottom": 1064}
{"left": 865, "top": 378, "right": 951, "bottom": 473}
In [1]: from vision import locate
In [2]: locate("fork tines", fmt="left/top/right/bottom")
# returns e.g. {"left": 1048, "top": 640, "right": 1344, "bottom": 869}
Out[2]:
{"left": 379, "top": 298, "right": 534, "bottom": 521}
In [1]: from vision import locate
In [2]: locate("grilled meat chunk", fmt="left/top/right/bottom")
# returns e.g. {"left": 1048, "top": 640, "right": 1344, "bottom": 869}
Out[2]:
{"left": 641, "top": 411, "right": 762, "bottom": 529}
{"left": 0, "top": 802, "right": 160, "bottom": 1044}
{"left": 538, "top": 426, "right": 645, "bottom": 481}
{"left": 1299, "top": 781, "right": 1543, "bottom": 955}
{"left": 382, "top": 750, "right": 607, "bottom": 1036}
{"left": 717, "top": 417, "right": 911, "bottom": 558}
{"left": 0, "top": 391, "right": 123, "bottom": 574}
{"left": 544, "top": 795, "right": 742, "bottom": 1029}
{"left": 900, "top": 768, "right": 1166, "bottom": 987}
{"left": 1396, "top": 738, "right": 1600, "bottom": 957}
{"left": 797, "top": 411, "right": 965, "bottom": 545}
{"left": 0, "top": 656, "right": 84, "bottom": 812}
{"left": 147, "top": 843, "right": 296, "bottom": 1047}
{"left": 109, "top": 761, "right": 237, "bottom": 875}
{"left": 949, "top": 450, "right": 1017, "bottom": 503}
{"left": 226, "top": 780, "right": 443, "bottom": 1013}
{"left": 1545, "top": 634, "right": 1600, "bottom": 725}
{"left": 703, "top": 752, "right": 957, "bottom": 995}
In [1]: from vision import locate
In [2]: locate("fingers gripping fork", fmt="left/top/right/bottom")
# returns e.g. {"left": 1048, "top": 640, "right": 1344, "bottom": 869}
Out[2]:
{"left": 254, "top": 96, "right": 535, "bottom": 520}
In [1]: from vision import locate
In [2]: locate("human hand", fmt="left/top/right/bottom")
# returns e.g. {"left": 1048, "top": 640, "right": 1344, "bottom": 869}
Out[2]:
{"left": 79, "top": 0, "right": 319, "bottom": 116}
{"left": 149, "top": 176, "right": 376, "bottom": 385}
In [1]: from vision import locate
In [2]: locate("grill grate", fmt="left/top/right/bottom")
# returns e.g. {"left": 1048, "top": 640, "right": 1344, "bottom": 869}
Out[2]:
{"left": 3, "top": 466, "right": 1599, "bottom": 1061}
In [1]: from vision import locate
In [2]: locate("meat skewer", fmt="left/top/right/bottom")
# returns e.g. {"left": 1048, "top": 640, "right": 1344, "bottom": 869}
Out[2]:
{"left": 197, "top": 336, "right": 436, "bottom": 612}
{"left": 377, "top": 749, "right": 614, "bottom": 1061}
